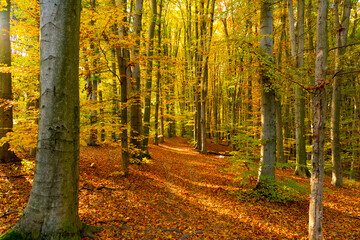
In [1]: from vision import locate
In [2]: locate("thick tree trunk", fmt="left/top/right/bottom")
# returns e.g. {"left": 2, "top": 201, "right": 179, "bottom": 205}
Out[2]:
{"left": 1, "top": 1, "right": 86, "bottom": 239}
{"left": 331, "top": 0, "right": 351, "bottom": 188}
{"left": 256, "top": 0, "right": 276, "bottom": 187}
{"left": 0, "top": 0, "right": 19, "bottom": 163}
{"left": 309, "top": 0, "right": 329, "bottom": 239}
{"left": 142, "top": 0, "right": 157, "bottom": 156}
{"left": 130, "top": 0, "right": 144, "bottom": 160}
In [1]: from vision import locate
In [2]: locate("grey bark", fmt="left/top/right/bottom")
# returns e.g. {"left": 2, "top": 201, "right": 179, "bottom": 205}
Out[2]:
{"left": 309, "top": 0, "right": 329, "bottom": 239}
{"left": 154, "top": 0, "right": 163, "bottom": 146}
{"left": 116, "top": 0, "right": 130, "bottom": 175}
{"left": 256, "top": 0, "right": 276, "bottom": 187}
{"left": 130, "top": 0, "right": 144, "bottom": 160}
{"left": 88, "top": 0, "right": 99, "bottom": 146}
{"left": 0, "top": 0, "right": 19, "bottom": 163}
{"left": 331, "top": 0, "right": 351, "bottom": 188}
{"left": 9, "top": 0, "right": 83, "bottom": 238}
{"left": 275, "top": 100, "right": 285, "bottom": 165}
{"left": 351, "top": 94, "right": 358, "bottom": 181}
{"left": 142, "top": 0, "right": 157, "bottom": 155}
{"left": 294, "top": 0, "right": 310, "bottom": 177}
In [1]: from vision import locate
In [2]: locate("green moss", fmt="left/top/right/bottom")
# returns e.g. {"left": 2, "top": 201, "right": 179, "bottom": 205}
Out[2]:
{"left": 0, "top": 230, "right": 25, "bottom": 240}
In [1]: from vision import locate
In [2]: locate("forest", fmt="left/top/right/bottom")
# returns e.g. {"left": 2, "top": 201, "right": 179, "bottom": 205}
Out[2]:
{"left": 0, "top": 0, "right": 359, "bottom": 239}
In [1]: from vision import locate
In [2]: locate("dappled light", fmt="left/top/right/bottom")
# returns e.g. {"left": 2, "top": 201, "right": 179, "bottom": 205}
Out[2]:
{"left": 1, "top": 137, "right": 359, "bottom": 239}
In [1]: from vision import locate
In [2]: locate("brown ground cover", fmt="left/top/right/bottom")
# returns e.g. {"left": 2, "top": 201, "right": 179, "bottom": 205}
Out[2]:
{"left": 1, "top": 136, "right": 359, "bottom": 239}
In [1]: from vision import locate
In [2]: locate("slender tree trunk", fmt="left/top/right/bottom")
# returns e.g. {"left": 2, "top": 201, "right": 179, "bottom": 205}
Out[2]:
{"left": 142, "top": 0, "right": 157, "bottom": 155}
{"left": 331, "top": 0, "right": 351, "bottom": 188}
{"left": 154, "top": 0, "right": 163, "bottom": 146}
{"left": 256, "top": 0, "right": 276, "bottom": 187}
{"left": 130, "top": 0, "right": 144, "bottom": 160}
{"left": 0, "top": 0, "right": 19, "bottom": 163}
{"left": 351, "top": 93, "right": 358, "bottom": 181}
{"left": 2, "top": 1, "right": 87, "bottom": 238}
{"left": 295, "top": 0, "right": 310, "bottom": 177}
{"left": 275, "top": 4, "right": 286, "bottom": 166}
{"left": 111, "top": 47, "right": 118, "bottom": 141}
{"left": 309, "top": 0, "right": 329, "bottom": 239}
{"left": 116, "top": 0, "right": 130, "bottom": 176}
{"left": 88, "top": 0, "right": 99, "bottom": 146}
{"left": 275, "top": 100, "right": 285, "bottom": 165}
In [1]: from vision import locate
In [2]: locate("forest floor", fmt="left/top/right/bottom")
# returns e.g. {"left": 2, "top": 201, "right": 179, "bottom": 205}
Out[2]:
{"left": 0, "top": 136, "right": 360, "bottom": 239}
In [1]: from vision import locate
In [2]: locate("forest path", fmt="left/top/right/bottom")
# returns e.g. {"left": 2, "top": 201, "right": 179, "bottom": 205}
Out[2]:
{"left": 1, "top": 137, "right": 359, "bottom": 239}
{"left": 79, "top": 137, "right": 309, "bottom": 239}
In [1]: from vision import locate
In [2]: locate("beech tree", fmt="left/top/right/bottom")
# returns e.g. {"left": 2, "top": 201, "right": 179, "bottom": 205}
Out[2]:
{"left": 0, "top": 0, "right": 19, "bottom": 163}
{"left": 330, "top": 0, "right": 352, "bottom": 188}
{"left": 309, "top": 0, "right": 329, "bottom": 238}
{"left": 0, "top": 1, "right": 99, "bottom": 238}
{"left": 130, "top": 0, "right": 144, "bottom": 160}
{"left": 288, "top": 0, "right": 310, "bottom": 177}
{"left": 256, "top": 0, "right": 276, "bottom": 187}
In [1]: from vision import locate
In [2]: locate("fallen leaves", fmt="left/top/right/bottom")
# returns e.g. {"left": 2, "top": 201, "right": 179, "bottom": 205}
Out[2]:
{"left": 0, "top": 136, "right": 359, "bottom": 239}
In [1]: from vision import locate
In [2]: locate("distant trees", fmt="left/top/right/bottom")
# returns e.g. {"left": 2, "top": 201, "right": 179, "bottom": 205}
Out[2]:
{"left": 0, "top": 0, "right": 19, "bottom": 163}
{"left": 0, "top": 0, "right": 359, "bottom": 237}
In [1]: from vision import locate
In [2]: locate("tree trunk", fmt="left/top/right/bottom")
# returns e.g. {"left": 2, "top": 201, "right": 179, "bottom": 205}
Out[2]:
{"left": 88, "top": 0, "right": 99, "bottom": 146}
{"left": 256, "top": 0, "right": 276, "bottom": 187}
{"left": 111, "top": 48, "right": 118, "bottom": 141}
{"left": 295, "top": 0, "right": 310, "bottom": 177}
{"left": 154, "top": 0, "right": 163, "bottom": 146}
{"left": 0, "top": 0, "right": 19, "bottom": 163}
{"left": 309, "top": 0, "right": 329, "bottom": 239}
{"left": 331, "top": 0, "right": 351, "bottom": 188}
{"left": 351, "top": 94, "right": 358, "bottom": 181}
{"left": 142, "top": 0, "right": 157, "bottom": 156}
{"left": 2, "top": 1, "right": 87, "bottom": 238}
{"left": 116, "top": 0, "right": 130, "bottom": 176}
{"left": 130, "top": 0, "right": 144, "bottom": 160}
{"left": 275, "top": 100, "right": 285, "bottom": 165}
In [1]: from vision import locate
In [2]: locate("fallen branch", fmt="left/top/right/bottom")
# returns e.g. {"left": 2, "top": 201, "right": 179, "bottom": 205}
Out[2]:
{"left": 0, "top": 174, "right": 28, "bottom": 179}
{"left": 80, "top": 186, "right": 123, "bottom": 191}
{"left": 0, "top": 210, "right": 18, "bottom": 218}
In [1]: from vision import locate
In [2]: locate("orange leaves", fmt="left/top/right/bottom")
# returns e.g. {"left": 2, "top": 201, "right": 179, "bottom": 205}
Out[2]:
{"left": 1, "top": 137, "right": 360, "bottom": 239}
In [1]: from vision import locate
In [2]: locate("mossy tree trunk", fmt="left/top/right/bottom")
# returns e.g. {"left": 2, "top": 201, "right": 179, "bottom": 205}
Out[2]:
{"left": 256, "top": 0, "right": 276, "bottom": 187}
{"left": 0, "top": 1, "right": 92, "bottom": 239}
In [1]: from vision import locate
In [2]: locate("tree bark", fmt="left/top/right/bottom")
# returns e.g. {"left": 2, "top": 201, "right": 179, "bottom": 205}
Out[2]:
{"left": 130, "top": 0, "right": 144, "bottom": 160}
{"left": 0, "top": 0, "right": 19, "bottom": 163}
{"left": 116, "top": 0, "right": 130, "bottom": 176}
{"left": 2, "top": 1, "right": 86, "bottom": 238}
{"left": 142, "top": 0, "right": 157, "bottom": 156}
{"left": 331, "top": 0, "right": 351, "bottom": 188}
{"left": 154, "top": 0, "right": 163, "bottom": 146}
{"left": 88, "top": 0, "right": 99, "bottom": 146}
{"left": 294, "top": 0, "right": 310, "bottom": 177}
{"left": 309, "top": 0, "right": 329, "bottom": 239}
{"left": 256, "top": 0, "right": 276, "bottom": 187}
